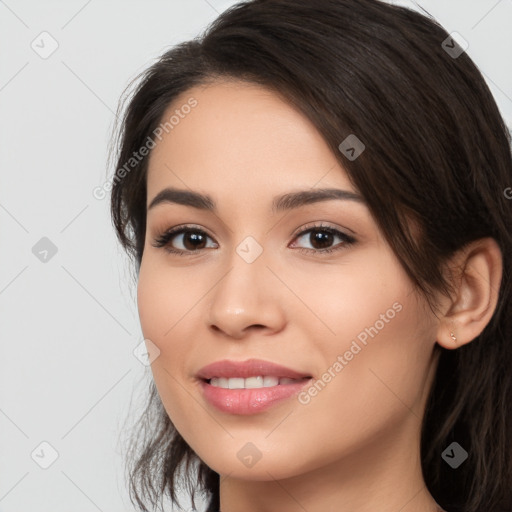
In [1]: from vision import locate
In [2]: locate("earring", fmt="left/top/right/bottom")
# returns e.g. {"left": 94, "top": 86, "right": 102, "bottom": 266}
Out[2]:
{"left": 450, "top": 331, "right": 457, "bottom": 342}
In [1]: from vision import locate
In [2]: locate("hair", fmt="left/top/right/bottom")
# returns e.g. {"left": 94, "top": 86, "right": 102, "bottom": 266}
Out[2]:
{"left": 109, "top": 1, "right": 512, "bottom": 511}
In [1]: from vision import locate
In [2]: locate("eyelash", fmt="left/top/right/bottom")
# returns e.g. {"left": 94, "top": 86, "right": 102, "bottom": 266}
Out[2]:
{"left": 151, "top": 222, "right": 356, "bottom": 257}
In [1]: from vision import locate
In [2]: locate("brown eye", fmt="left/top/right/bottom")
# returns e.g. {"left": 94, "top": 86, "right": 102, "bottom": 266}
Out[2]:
{"left": 290, "top": 224, "right": 356, "bottom": 255}
{"left": 152, "top": 226, "right": 218, "bottom": 254}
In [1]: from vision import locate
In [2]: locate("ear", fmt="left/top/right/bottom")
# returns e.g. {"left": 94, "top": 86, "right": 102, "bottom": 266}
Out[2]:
{"left": 436, "top": 237, "right": 503, "bottom": 350}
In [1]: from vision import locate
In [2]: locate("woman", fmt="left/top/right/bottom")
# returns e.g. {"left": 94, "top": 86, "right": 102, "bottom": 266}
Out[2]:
{"left": 109, "top": 0, "right": 512, "bottom": 511}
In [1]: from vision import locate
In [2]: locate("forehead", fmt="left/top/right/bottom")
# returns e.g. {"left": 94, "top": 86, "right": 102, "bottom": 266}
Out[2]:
{"left": 146, "top": 79, "right": 357, "bottom": 201}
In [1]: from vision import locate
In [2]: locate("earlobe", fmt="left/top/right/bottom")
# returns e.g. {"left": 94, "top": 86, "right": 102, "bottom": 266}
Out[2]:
{"left": 436, "top": 237, "right": 503, "bottom": 350}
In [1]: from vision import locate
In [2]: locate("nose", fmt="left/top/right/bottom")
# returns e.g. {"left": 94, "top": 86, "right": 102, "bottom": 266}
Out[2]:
{"left": 205, "top": 248, "right": 287, "bottom": 340}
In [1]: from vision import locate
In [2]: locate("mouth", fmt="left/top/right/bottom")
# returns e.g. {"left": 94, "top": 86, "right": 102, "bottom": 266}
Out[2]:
{"left": 196, "top": 359, "right": 313, "bottom": 414}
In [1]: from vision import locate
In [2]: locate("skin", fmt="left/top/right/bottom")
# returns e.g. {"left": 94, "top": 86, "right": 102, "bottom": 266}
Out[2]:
{"left": 137, "top": 79, "right": 503, "bottom": 512}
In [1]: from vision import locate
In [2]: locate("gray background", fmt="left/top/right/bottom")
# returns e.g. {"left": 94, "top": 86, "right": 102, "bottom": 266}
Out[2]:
{"left": 0, "top": 1, "right": 511, "bottom": 511}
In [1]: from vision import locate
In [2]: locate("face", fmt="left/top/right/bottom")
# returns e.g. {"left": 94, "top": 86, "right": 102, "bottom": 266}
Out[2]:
{"left": 137, "top": 79, "right": 440, "bottom": 480}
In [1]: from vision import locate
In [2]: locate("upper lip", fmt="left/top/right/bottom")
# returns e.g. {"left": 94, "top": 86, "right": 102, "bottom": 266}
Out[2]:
{"left": 196, "top": 358, "right": 312, "bottom": 380}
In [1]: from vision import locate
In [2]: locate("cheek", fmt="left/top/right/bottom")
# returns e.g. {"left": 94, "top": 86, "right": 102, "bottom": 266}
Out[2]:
{"left": 136, "top": 257, "right": 192, "bottom": 402}
{"left": 318, "top": 289, "right": 432, "bottom": 428}
{"left": 136, "top": 255, "right": 203, "bottom": 342}
{"left": 136, "top": 255, "right": 214, "bottom": 398}
{"left": 295, "top": 253, "right": 433, "bottom": 412}
{"left": 285, "top": 292, "right": 434, "bottom": 470}
{"left": 136, "top": 258, "right": 197, "bottom": 429}
{"left": 137, "top": 262, "right": 167, "bottom": 342}
{"left": 283, "top": 249, "right": 408, "bottom": 342}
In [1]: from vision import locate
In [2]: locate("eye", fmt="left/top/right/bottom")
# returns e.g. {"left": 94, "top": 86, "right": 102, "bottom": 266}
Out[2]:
{"left": 151, "top": 224, "right": 217, "bottom": 255}
{"left": 289, "top": 222, "right": 356, "bottom": 255}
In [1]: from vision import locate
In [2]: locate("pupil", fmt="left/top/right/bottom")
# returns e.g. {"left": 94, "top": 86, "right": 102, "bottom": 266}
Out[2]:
{"left": 184, "top": 232, "right": 206, "bottom": 250}
{"left": 312, "top": 230, "right": 332, "bottom": 249}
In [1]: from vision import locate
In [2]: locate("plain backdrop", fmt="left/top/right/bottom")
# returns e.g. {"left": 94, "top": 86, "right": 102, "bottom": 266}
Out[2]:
{"left": 0, "top": 1, "right": 511, "bottom": 511}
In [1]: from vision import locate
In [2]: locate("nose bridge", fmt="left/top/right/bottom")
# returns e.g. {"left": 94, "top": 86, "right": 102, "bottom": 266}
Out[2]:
{"left": 206, "top": 234, "right": 286, "bottom": 337}
{"left": 214, "top": 235, "right": 269, "bottom": 313}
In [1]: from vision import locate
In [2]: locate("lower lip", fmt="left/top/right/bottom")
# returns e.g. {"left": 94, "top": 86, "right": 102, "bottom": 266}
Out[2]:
{"left": 200, "top": 378, "right": 312, "bottom": 415}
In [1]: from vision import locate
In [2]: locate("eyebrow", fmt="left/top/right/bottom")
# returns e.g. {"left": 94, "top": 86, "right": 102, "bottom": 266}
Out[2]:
{"left": 147, "top": 187, "right": 366, "bottom": 214}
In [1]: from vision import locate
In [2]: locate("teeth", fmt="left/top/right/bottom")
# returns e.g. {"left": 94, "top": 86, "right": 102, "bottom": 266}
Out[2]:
{"left": 209, "top": 376, "right": 301, "bottom": 389}
{"left": 228, "top": 377, "right": 245, "bottom": 389}
{"left": 263, "top": 376, "right": 279, "bottom": 387}
{"left": 245, "top": 376, "right": 263, "bottom": 388}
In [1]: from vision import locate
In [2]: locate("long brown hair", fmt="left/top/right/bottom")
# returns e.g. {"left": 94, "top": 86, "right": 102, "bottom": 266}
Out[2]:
{"left": 109, "top": 1, "right": 512, "bottom": 511}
